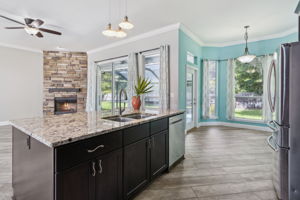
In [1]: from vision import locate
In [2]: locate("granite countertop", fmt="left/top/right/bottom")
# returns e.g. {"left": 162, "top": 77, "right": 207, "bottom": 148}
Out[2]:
{"left": 10, "top": 110, "right": 184, "bottom": 148}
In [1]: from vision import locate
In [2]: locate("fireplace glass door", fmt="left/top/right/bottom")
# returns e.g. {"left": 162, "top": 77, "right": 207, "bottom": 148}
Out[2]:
{"left": 54, "top": 97, "right": 77, "bottom": 114}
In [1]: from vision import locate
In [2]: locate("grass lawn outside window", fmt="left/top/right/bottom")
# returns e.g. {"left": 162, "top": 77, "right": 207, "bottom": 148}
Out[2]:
{"left": 234, "top": 109, "right": 263, "bottom": 121}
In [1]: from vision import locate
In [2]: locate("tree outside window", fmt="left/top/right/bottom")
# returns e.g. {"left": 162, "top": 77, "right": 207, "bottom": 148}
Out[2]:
{"left": 234, "top": 61, "right": 263, "bottom": 120}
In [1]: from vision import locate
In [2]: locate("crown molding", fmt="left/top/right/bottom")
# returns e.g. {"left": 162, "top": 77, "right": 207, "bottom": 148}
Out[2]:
{"left": 88, "top": 23, "right": 181, "bottom": 54}
{"left": 204, "top": 27, "right": 298, "bottom": 47}
{"left": 0, "top": 42, "right": 42, "bottom": 53}
{"left": 179, "top": 24, "right": 204, "bottom": 46}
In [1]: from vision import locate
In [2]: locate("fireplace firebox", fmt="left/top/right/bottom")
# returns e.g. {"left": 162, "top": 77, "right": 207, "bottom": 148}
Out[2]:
{"left": 54, "top": 96, "right": 77, "bottom": 115}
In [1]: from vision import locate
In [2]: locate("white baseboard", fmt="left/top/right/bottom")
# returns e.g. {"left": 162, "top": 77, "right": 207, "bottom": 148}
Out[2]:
{"left": 0, "top": 121, "right": 11, "bottom": 126}
{"left": 198, "top": 121, "right": 272, "bottom": 132}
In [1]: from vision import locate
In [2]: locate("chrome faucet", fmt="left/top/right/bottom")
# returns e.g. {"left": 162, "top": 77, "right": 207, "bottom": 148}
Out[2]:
{"left": 119, "top": 88, "right": 128, "bottom": 116}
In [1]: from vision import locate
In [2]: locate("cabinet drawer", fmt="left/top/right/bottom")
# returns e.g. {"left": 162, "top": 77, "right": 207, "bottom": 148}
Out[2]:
{"left": 124, "top": 123, "right": 150, "bottom": 145}
{"left": 55, "top": 131, "right": 122, "bottom": 172}
{"left": 150, "top": 118, "right": 168, "bottom": 135}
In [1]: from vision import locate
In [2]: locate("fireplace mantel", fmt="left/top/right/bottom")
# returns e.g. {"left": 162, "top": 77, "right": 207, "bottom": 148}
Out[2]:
{"left": 49, "top": 88, "right": 81, "bottom": 93}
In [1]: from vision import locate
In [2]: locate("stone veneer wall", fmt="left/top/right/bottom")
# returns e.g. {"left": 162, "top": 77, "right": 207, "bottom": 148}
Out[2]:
{"left": 43, "top": 51, "right": 87, "bottom": 115}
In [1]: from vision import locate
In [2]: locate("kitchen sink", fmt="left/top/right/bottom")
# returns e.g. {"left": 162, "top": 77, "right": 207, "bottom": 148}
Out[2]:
{"left": 104, "top": 113, "right": 156, "bottom": 122}
{"left": 124, "top": 113, "right": 156, "bottom": 119}
{"left": 103, "top": 116, "right": 135, "bottom": 122}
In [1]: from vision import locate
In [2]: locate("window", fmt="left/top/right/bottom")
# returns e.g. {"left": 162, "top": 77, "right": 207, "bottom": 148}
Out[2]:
{"left": 234, "top": 60, "right": 263, "bottom": 121}
{"left": 187, "top": 52, "right": 197, "bottom": 65}
{"left": 143, "top": 52, "right": 160, "bottom": 113}
{"left": 202, "top": 60, "right": 218, "bottom": 119}
{"left": 208, "top": 62, "right": 217, "bottom": 118}
{"left": 96, "top": 58, "right": 128, "bottom": 116}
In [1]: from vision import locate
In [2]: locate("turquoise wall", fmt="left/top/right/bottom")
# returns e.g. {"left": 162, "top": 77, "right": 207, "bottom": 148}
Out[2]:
{"left": 179, "top": 30, "right": 298, "bottom": 127}
{"left": 201, "top": 32, "right": 297, "bottom": 127}
{"left": 178, "top": 30, "right": 202, "bottom": 123}
{"left": 202, "top": 33, "right": 298, "bottom": 60}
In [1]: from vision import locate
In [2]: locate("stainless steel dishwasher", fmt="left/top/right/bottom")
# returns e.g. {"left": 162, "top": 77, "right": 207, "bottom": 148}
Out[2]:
{"left": 169, "top": 114, "right": 185, "bottom": 167}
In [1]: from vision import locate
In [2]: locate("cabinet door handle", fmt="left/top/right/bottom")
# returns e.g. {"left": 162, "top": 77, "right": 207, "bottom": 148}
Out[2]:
{"left": 171, "top": 119, "right": 182, "bottom": 124}
{"left": 98, "top": 159, "right": 103, "bottom": 174}
{"left": 87, "top": 144, "right": 105, "bottom": 153}
{"left": 91, "top": 161, "right": 96, "bottom": 177}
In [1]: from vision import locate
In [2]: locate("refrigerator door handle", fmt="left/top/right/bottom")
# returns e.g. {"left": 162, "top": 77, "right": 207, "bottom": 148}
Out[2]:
{"left": 281, "top": 44, "right": 290, "bottom": 125}
{"left": 267, "top": 135, "right": 278, "bottom": 152}
{"left": 267, "top": 120, "right": 279, "bottom": 132}
{"left": 267, "top": 60, "right": 277, "bottom": 113}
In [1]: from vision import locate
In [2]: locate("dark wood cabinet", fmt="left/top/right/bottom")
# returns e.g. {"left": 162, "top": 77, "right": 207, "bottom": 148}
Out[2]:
{"left": 150, "top": 131, "right": 169, "bottom": 179}
{"left": 123, "top": 138, "right": 150, "bottom": 199}
{"left": 95, "top": 149, "right": 123, "bottom": 200}
{"left": 55, "top": 130, "right": 123, "bottom": 200}
{"left": 56, "top": 161, "right": 93, "bottom": 200}
{"left": 13, "top": 116, "right": 172, "bottom": 200}
{"left": 123, "top": 121, "right": 169, "bottom": 199}
{"left": 56, "top": 149, "right": 123, "bottom": 200}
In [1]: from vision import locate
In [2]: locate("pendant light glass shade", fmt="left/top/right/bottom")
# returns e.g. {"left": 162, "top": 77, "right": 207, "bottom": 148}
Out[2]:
{"left": 237, "top": 54, "right": 256, "bottom": 63}
{"left": 115, "top": 27, "right": 127, "bottom": 38}
{"left": 102, "top": 23, "right": 116, "bottom": 37}
{"left": 237, "top": 26, "right": 256, "bottom": 63}
{"left": 119, "top": 16, "right": 134, "bottom": 30}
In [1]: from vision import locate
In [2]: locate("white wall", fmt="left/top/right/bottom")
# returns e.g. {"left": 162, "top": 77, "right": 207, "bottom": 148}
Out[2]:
{"left": 88, "top": 28, "right": 179, "bottom": 110}
{"left": 0, "top": 46, "right": 43, "bottom": 122}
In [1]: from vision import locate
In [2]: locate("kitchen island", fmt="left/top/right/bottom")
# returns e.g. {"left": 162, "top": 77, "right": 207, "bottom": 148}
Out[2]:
{"left": 10, "top": 110, "right": 184, "bottom": 200}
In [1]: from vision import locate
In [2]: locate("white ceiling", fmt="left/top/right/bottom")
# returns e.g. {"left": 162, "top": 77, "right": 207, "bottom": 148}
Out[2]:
{"left": 0, "top": 0, "right": 298, "bottom": 52}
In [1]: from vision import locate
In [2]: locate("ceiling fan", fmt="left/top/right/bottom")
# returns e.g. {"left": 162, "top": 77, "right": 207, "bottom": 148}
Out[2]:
{"left": 0, "top": 15, "right": 62, "bottom": 38}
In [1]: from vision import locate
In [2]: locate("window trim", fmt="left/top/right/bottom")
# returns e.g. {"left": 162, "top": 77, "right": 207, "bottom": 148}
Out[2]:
{"left": 141, "top": 50, "right": 161, "bottom": 113}
{"left": 95, "top": 56, "right": 128, "bottom": 114}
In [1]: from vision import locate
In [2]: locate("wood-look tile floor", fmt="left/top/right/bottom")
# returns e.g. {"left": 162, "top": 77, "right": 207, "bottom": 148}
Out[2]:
{"left": 136, "top": 126, "right": 277, "bottom": 200}
{"left": 0, "top": 125, "right": 12, "bottom": 200}
{"left": 0, "top": 126, "right": 277, "bottom": 200}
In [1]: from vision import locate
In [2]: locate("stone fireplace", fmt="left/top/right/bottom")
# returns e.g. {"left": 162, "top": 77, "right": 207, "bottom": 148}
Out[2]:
{"left": 43, "top": 51, "right": 87, "bottom": 115}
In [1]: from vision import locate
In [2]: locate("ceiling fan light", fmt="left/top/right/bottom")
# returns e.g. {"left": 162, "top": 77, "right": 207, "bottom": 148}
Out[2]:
{"left": 102, "top": 23, "right": 116, "bottom": 37}
{"left": 237, "top": 54, "right": 256, "bottom": 63}
{"left": 115, "top": 27, "right": 127, "bottom": 38}
{"left": 119, "top": 16, "right": 134, "bottom": 30}
{"left": 24, "top": 26, "right": 39, "bottom": 35}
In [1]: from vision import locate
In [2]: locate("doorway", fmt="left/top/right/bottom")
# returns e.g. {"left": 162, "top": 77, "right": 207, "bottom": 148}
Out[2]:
{"left": 186, "top": 66, "right": 198, "bottom": 131}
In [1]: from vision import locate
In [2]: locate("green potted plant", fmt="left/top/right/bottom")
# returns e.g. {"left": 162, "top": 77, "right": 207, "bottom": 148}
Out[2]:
{"left": 132, "top": 76, "right": 153, "bottom": 111}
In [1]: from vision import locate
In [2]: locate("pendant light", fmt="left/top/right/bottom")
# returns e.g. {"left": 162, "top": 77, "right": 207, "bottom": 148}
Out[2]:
{"left": 115, "top": 26, "right": 127, "bottom": 38}
{"left": 102, "top": 23, "right": 116, "bottom": 37}
{"left": 102, "top": 0, "right": 116, "bottom": 37}
{"left": 237, "top": 26, "right": 256, "bottom": 63}
{"left": 119, "top": 0, "right": 134, "bottom": 30}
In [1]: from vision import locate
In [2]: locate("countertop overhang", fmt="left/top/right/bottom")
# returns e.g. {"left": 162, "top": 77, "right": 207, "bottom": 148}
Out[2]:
{"left": 10, "top": 110, "right": 184, "bottom": 148}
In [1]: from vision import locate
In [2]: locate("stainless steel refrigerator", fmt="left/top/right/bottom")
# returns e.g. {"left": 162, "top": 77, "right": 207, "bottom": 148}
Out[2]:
{"left": 267, "top": 42, "right": 300, "bottom": 200}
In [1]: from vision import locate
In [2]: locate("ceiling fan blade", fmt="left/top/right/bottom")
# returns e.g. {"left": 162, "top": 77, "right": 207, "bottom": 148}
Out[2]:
{"left": 0, "top": 15, "right": 25, "bottom": 25}
{"left": 36, "top": 32, "right": 43, "bottom": 38}
{"left": 32, "top": 19, "right": 44, "bottom": 27}
{"left": 5, "top": 27, "right": 24, "bottom": 29}
{"left": 39, "top": 28, "right": 61, "bottom": 35}
{"left": 24, "top": 18, "right": 34, "bottom": 25}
